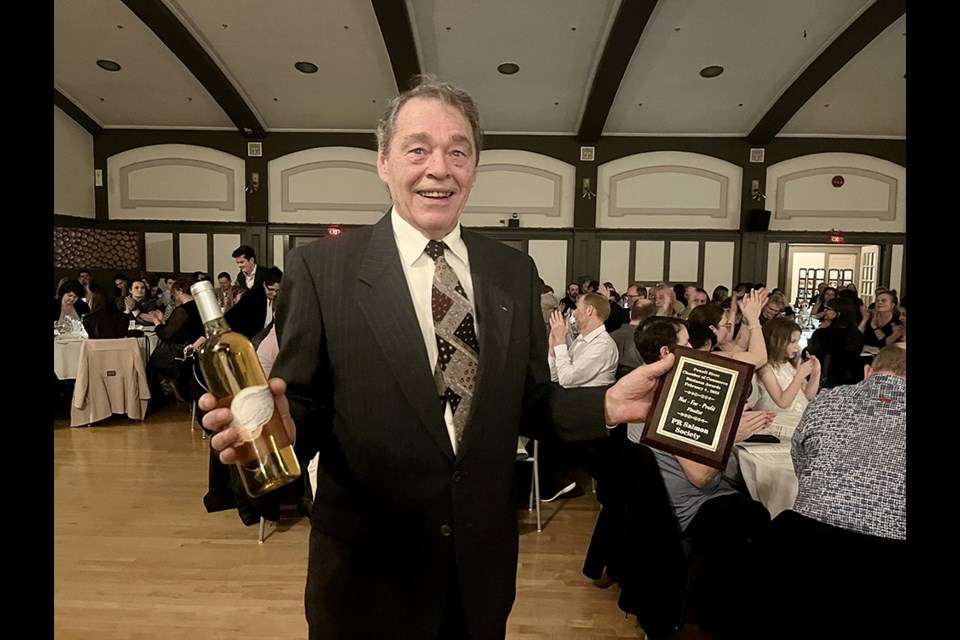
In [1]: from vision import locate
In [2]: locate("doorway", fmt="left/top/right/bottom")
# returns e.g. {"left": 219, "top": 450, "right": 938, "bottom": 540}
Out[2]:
{"left": 786, "top": 244, "right": 880, "bottom": 307}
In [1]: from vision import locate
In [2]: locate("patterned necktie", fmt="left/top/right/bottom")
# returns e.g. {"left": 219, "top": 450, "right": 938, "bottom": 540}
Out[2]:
{"left": 425, "top": 240, "right": 479, "bottom": 445}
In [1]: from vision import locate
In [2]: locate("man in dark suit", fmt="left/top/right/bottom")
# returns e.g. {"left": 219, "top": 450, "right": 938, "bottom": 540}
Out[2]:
{"left": 232, "top": 244, "right": 265, "bottom": 291}
{"left": 224, "top": 267, "right": 282, "bottom": 340}
{"left": 201, "top": 77, "right": 673, "bottom": 640}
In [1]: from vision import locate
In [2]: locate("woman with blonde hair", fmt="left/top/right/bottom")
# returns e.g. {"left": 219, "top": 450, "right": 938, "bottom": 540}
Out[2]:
{"left": 754, "top": 317, "right": 821, "bottom": 440}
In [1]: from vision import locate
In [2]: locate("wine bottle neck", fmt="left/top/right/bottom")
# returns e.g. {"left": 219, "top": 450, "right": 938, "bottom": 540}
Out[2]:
{"left": 203, "top": 317, "right": 232, "bottom": 338}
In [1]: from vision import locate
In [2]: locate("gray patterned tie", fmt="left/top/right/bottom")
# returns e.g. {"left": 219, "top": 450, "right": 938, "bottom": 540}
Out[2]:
{"left": 424, "top": 240, "right": 479, "bottom": 445}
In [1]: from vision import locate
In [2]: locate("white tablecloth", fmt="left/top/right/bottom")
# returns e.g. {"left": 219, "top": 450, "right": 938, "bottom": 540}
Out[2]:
{"left": 731, "top": 442, "right": 798, "bottom": 519}
{"left": 53, "top": 332, "right": 159, "bottom": 380}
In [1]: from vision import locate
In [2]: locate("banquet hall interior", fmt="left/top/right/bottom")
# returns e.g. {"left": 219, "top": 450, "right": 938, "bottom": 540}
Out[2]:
{"left": 54, "top": 1, "right": 907, "bottom": 638}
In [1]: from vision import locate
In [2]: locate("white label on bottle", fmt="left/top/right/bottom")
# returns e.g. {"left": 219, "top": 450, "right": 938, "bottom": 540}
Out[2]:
{"left": 230, "top": 385, "right": 272, "bottom": 443}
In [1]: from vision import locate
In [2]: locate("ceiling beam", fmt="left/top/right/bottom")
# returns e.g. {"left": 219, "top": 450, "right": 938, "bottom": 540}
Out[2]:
{"left": 577, "top": 0, "right": 659, "bottom": 143}
{"left": 747, "top": 0, "right": 906, "bottom": 145}
{"left": 371, "top": 0, "right": 422, "bottom": 92}
{"left": 120, "top": 0, "right": 266, "bottom": 138}
{"left": 55, "top": 89, "right": 103, "bottom": 136}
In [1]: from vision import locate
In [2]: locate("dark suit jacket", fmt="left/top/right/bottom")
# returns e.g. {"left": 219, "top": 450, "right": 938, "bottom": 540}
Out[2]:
{"left": 272, "top": 214, "right": 609, "bottom": 640}
{"left": 224, "top": 286, "right": 268, "bottom": 340}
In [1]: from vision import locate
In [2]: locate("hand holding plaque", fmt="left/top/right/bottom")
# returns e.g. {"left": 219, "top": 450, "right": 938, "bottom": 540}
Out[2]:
{"left": 639, "top": 345, "right": 756, "bottom": 469}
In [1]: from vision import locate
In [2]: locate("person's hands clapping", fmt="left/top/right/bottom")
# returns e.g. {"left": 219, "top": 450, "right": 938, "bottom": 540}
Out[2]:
{"left": 199, "top": 378, "right": 297, "bottom": 465}
{"left": 548, "top": 308, "right": 570, "bottom": 350}
{"left": 738, "top": 288, "right": 768, "bottom": 326}
{"left": 733, "top": 405, "right": 776, "bottom": 443}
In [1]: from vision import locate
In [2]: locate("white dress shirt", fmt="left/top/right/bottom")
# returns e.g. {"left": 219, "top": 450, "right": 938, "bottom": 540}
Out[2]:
{"left": 548, "top": 324, "right": 618, "bottom": 388}
{"left": 392, "top": 208, "right": 477, "bottom": 454}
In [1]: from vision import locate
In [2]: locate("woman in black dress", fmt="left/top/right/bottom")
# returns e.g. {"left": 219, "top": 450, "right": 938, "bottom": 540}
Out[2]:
{"left": 806, "top": 296, "right": 865, "bottom": 388}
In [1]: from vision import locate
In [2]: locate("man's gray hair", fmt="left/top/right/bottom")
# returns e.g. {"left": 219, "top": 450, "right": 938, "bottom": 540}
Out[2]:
{"left": 376, "top": 75, "right": 483, "bottom": 164}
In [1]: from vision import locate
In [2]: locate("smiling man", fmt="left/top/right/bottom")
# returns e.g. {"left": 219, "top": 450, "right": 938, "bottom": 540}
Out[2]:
{"left": 201, "top": 76, "right": 675, "bottom": 640}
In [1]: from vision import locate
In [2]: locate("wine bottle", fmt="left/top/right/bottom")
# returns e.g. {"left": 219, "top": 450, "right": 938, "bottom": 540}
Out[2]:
{"left": 190, "top": 280, "right": 301, "bottom": 497}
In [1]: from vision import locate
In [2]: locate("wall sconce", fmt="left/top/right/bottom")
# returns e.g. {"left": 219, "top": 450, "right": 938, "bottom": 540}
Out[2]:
{"left": 245, "top": 172, "right": 260, "bottom": 193}
{"left": 582, "top": 177, "right": 596, "bottom": 200}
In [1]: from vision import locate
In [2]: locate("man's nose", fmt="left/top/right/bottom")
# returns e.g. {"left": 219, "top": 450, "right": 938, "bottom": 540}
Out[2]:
{"left": 425, "top": 150, "right": 451, "bottom": 177}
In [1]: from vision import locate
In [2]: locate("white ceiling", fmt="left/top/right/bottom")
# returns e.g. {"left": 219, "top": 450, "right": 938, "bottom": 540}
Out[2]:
{"left": 53, "top": 0, "right": 906, "bottom": 139}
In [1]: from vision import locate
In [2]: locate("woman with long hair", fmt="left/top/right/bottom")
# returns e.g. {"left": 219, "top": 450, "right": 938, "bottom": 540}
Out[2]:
{"left": 754, "top": 317, "right": 821, "bottom": 440}
{"left": 811, "top": 286, "right": 837, "bottom": 321}
{"left": 82, "top": 288, "right": 128, "bottom": 339}
{"left": 805, "top": 296, "right": 865, "bottom": 388}
{"left": 858, "top": 290, "right": 903, "bottom": 348}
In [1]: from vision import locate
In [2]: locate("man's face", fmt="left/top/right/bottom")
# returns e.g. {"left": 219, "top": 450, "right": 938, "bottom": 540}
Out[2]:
{"left": 567, "top": 284, "right": 579, "bottom": 299}
{"left": 626, "top": 285, "right": 645, "bottom": 305}
{"left": 78, "top": 272, "right": 90, "bottom": 286}
{"left": 218, "top": 276, "right": 231, "bottom": 291}
{"left": 377, "top": 98, "right": 477, "bottom": 240}
{"left": 685, "top": 286, "right": 697, "bottom": 302}
{"left": 762, "top": 300, "right": 784, "bottom": 320}
{"left": 573, "top": 302, "right": 590, "bottom": 329}
{"left": 236, "top": 256, "right": 255, "bottom": 275}
{"left": 655, "top": 287, "right": 674, "bottom": 308}
{"left": 691, "top": 291, "right": 708, "bottom": 307}
{"left": 130, "top": 281, "right": 146, "bottom": 300}
{"left": 264, "top": 282, "right": 280, "bottom": 301}
{"left": 115, "top": 278, "right": 126, "bottom": 290}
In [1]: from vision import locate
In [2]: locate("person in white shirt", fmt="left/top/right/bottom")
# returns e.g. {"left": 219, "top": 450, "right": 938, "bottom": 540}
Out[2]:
{"left": 548, "top": 292, "right": 618, "bottom": 388}
{"left": 539, "top": 292, "right": 620, "bottom": 501}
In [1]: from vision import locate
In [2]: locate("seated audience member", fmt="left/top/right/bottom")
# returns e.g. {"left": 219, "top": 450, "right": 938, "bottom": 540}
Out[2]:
{"left": 540, "top": 293, "right": 619, "bottom": 501}
{"left": 558, "top": 281, "right": 579, "bottom": 312}
{"left": 858, "top": 290, "right": 903, "bottom": 349}
{"left": 680, "top": 287, "right": 709, "bottom": 319}
{"left": 608, "top": 298, "right": 657, "bottom": 377}
{"left": 805, "top": 296, "right": 864, "bottom": 389}
{"left": 686, "top": 289, "right": 769, "bottom": 370}
{"left": 710, "top": 284, "right": 729, "bottom": 304}
{"left": 539, "top": 281, "right": 559, "bottom": 336}
{"left": 216, "top": 272, "right": 235, "bottom": 312}
{"left": 82, "top": 288, "right": 128, "bottom": 339}
{"left": 598, "top": 283, "right": 629, "bottom": 332}
{"left": 652, "top": 283, "right": 685, "bottom": 317}
{"left": 617, "top": 316, "right": 775, "bottom": 637}
{"left": 77, "top": 269, "right": 99, "bottom": 303}
{"left": 759, "top": 291, "right": 787, "bottom": 326}
{"left": 754, "top": 317, "right": 821, "bottom": 440}
{"left": 144, "top": 277, "right": 205, "bottom": 404}
{"left": 769, "top": 288, "right": 795, "bottom": 316}
{"left": 673, "top": 283, "right": 688, "bottom": 308}
{"left": 113, "top": 273, "right": 130, "bottom": 310}
{"left": 742, "top": 343, "right": 906, "bottom": 638}
{"left": 811, "top": 285, "right": 837, "bottom": 320}
{"left": 123, "top": 279, "right": 159, "bottom": 326}
{"left": 686, "top": 321, "right": 716, "bottom": 352}
{"left": 53, "top": 279, "right": 90, "bottom": 325}
{"left": 625, "top": 283, "right": 647, "bottom": 308}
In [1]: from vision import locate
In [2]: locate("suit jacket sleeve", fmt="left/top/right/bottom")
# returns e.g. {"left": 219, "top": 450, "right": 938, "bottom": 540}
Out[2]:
{"left": 270, "top": 246, "right": 330, "bottom": 463}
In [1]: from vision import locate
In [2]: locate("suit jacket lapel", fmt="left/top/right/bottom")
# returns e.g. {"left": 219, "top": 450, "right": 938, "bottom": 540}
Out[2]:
{"left": 459, "top": 231, "right": 514, "bottom": 456}
{"left": 356, "top": 215, "right": 455, "bottom": 461}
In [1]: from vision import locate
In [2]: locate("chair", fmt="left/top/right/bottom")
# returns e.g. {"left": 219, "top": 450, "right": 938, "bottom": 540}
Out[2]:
{"left": 71, "top": 338, "right": 150, "bottom": 427}
{"left": 517, "top": 437, "right": 541, "bottom": 532}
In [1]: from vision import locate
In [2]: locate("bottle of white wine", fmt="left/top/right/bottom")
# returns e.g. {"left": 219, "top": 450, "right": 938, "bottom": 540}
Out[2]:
{"left": 190, "top": 280, "right": 301, "bottom": 497}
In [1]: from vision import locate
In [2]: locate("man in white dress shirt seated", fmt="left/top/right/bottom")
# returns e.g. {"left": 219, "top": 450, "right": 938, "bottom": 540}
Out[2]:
{"left": 536, "top": 293, "right": 619, "bottom": 501}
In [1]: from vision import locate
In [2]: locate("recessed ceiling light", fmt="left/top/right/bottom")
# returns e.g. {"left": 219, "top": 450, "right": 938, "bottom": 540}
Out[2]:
{"left": 699, "top": 65, "right": 724, "bottom": 78}
{"left": 497, "top": 62, "right": 520, "bottom": 75}
{"left": 97, "top": 59, "right": 121, "bottom": 72}
{"left": 295, "top": 61, "right": 319, "bottom": 74}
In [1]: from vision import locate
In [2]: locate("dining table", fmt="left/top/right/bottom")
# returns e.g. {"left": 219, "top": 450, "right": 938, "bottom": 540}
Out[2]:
{"left": 726, "top": 440, "right": 799, "bottom": 519}
{"left": 53, "top": 329, "right": 159, "bottom": 380}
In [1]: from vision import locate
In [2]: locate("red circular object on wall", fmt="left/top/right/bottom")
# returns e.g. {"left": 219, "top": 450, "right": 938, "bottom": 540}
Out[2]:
{"left": 832, "top": 175, "right": 844, "bottom": 187}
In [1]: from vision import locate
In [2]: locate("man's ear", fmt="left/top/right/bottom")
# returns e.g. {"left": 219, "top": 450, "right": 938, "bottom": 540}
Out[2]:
{"left": 659, "top": 345, "right": 670, "bottom": 359}
{"left": 863, "top": 364, "right": 874, "bottom": 380}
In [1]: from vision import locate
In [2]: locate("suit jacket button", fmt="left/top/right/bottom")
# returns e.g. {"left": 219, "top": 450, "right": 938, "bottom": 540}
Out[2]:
{"left": 439, "top": 524, "right": 452, "bottom": 537}
{"left": 451, "top": 471, "right": 461, "bottom": 482}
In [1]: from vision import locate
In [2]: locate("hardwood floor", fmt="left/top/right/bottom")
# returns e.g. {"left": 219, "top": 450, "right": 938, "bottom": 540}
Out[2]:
{"left": 54, "top": 403, "right": 708, "bottom": 640}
